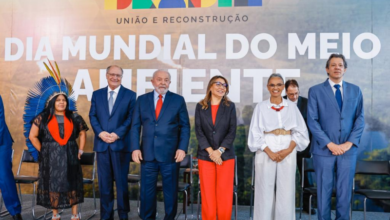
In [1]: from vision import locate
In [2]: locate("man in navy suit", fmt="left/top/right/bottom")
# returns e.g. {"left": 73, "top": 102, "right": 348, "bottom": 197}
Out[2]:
{"left": 0, "top": 96, "right": 23, "bottom": 220}
{"left": 89, "top": 65, "right": 136, "bottom": 220}
{"left": 131, "top": 70, "right": 190, "bottom": 220}
{"left": 307, "top": 54, "right": 365, "bottom": 220}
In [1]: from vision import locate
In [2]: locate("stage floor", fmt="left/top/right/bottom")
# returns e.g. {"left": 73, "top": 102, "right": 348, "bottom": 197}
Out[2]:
{"left": 1, "top": 195, "right": 388, "bottom": 220}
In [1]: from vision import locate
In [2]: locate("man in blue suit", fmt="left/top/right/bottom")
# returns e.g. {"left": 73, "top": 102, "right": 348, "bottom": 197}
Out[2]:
{"left": 89, "top": 65, "right": 136, "bottom": 220}
{"left": 307, "top": 54, "right": 365, "bottom": 220}
{"left": 131, "top": 70, "right": 190, "bottom": 220}
{"left": 0, "top": 96, "right": 23, "bottom": 220}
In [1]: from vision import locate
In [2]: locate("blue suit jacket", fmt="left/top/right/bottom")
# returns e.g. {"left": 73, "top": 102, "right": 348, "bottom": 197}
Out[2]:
{"left": 130, "top": 91, "right": 190, "bottom": 163}
{"left": 307, "top": 79, "right": 365, "bottom": 156}
{"left": 0, "top": 96, "right": 13, "bottom": 149}
{"left": 89, "top": 86, "right": 136, "bottom": 152}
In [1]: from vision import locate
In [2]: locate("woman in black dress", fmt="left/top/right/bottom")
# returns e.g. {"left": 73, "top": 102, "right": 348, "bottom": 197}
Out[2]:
{"left": 29, "top": 94, "right": 88, "bottom": 220}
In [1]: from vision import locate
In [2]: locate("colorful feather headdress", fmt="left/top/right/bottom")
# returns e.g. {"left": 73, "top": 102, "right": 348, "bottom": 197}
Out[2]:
{"left": 23, "top": 60, "right": 77, "bottom": 161}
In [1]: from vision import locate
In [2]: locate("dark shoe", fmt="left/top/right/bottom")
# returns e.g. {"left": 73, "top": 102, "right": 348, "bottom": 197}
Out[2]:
{"left": 12, "top": 213, "right": 23, "bottom": 220}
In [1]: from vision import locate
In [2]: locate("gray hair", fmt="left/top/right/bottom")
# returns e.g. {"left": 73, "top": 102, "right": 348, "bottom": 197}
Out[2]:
{"left": 106, "top": 65, "right": 124, "bottom": 75}
{"left": 267, "top": 73, "right": 284, "bottom": 84}
{"left": 153, "top": 69, "right": 171, "bottom": 80}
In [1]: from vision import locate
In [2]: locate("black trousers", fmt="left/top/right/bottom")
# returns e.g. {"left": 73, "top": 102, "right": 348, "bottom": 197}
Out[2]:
{"left": 297, "top": 146, "right": 313, "bottom": 209}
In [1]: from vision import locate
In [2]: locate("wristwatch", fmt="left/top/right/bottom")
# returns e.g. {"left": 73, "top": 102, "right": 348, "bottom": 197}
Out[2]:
{"left": 218, "top": 147, "right": 225, "bottom": 154}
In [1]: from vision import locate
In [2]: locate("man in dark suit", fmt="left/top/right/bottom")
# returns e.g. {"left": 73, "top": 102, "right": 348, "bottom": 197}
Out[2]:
{"left": 0, "top": 96, "right": 23, "bottom": 220}
{"left": 283, "top": 79, "right": 315, "bottom": 214}
{"left": 89, "top": 65, "right": 136, "bottom": 220}
{"left": 308, "top": 54, "right": 365, "bottom": 220}
{"left": 131, "top": 70, "right": 190, "bottom": 220}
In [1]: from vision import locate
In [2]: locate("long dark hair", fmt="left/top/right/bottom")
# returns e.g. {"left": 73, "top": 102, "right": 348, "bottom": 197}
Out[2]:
{"left": 199, "top": 75, "right": 231, "bottom": 109}
{"left": 41, "top": 94, "right": 73, "bottom": 125}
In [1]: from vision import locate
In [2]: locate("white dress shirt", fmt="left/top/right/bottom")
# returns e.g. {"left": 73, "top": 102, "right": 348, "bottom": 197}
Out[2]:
{"left": 154, "top": 90, "right": 166, "bottom": 109}
{"left": 107, "top": 85, "right": 121, "bottom": 104}
{"left": 291, "top": 99, "right": 298, "bottom": 105}
{"left": 328, "top": 78, "right": 343, "bottom": 100}
{"left": 248, "top": 98, "right": 310, "bottom": 152}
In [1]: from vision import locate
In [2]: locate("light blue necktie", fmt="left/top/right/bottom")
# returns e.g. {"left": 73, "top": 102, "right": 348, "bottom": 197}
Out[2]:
{"left": 334, "top": 84, "right": 342, "bottom": 110}
{"left": 108, "top": 91, "right": 114, "bottom": 114}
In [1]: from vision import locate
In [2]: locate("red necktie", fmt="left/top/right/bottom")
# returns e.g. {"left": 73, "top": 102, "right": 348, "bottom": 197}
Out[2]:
{"left": 155, "top": 95, "right": 163, "bottom": 119}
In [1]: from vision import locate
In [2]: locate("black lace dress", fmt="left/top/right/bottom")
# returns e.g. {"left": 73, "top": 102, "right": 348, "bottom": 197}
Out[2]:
{"left": 33, "top": 113, "right": 88, "bottom": 209}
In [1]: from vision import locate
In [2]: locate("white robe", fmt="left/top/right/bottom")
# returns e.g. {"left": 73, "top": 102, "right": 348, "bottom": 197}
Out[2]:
{"left": 248, "top": 98, "right": 310, "bottom": 220}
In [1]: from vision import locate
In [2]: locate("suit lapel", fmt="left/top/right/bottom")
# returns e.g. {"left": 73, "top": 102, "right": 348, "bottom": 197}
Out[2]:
{"left": 110, "top": 86, "right": 124, "bottom": 117}
{"left": 341, "top": 81, "right": 348, "bottom": 113}
{"left": 157, "top": 91, "right": 172, "bottom": 122}
{"left": 205, "top": 102, "right": 213, "bottom": 128}
{"left": 323, "top": 79, "right": 341, "bottom": 114}
{"left": 148, "top": 92, "right": 157, "bottom": 121}
{"left": 214, "top": 102, "right": 226, "bottom": 127}
{"left": 297, "top": 97, "right": 303, "bottom": 112}
{"left": 101, "top": 87, "right": 110, "bottom": 116}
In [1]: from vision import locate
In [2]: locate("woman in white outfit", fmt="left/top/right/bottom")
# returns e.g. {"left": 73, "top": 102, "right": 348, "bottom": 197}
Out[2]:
{"left": 248, "top": 73, "right": 310, "bottom": 220}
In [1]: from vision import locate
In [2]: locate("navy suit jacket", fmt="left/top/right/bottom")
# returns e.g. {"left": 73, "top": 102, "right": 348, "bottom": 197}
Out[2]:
{"left": 297, "top": 96, "right": 308, "bottom": 122}
{"left": 89, "top": 86, "right": 136, "bottom": 152}
{"left": 130, "top": 91, "right": 190, "bottom": 163}
{"left": 307, "top": 79, "right": 365, "bottom": 156}
{"left": 283, "top": 96, "right": 308, "bottom": 122}
{"left": 0, "top": 96, "right": 13, "bottom": 149}
{"left": 284, "top": 96, "right": 311, "bottom": 155}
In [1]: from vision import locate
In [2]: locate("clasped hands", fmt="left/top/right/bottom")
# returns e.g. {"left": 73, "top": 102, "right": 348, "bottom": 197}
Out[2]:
{"left": 99, "top": 131, "right": 119, "bottom": 144}
{"left": 264, "top": 147, "right": 291, "bottom": 163}
{"left": 327, "top": 141, "right": 353, "bottom": 155}
{"left": 131, "top": 149, "right": 186, "bottom": 164}
{"left": 207, "top": 148, "right": 223, "bottom": 165}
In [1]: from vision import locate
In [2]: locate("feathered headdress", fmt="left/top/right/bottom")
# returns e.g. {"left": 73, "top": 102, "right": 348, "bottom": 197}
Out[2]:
{"left": 23, "top": 60, "right": 77, "bottom": 161}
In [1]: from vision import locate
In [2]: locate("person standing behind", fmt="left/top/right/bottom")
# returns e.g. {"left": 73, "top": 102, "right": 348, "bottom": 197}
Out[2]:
{"left": 0, "top": 95, "right": 23, "bottom": 220}
{"left": 89, "top": 65, "right": 136, "bottom": 220}
{"left": 283, "top": 79, "right": 315, "bottom": 214}
{"left": 131, "top": 70, "right": 190, "bottom": 220}
{"left": 307, "top": 53, "right": 365, "bottom": 220}
{"left": 195, "top": 76, "right": 237, "bottom": 220}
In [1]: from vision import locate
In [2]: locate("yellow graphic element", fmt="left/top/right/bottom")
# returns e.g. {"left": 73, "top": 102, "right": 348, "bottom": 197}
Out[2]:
{"left": 184, "top": 0, "right": 189, "bottom": 8}
{"left": 152, "top": 0, "right": 161, "bottom": 8}
{"left": 202, "top": 0, "right": 217, "bottom": 7}
{"left": 104, "top": 0, "right": 117, "bottom": 10}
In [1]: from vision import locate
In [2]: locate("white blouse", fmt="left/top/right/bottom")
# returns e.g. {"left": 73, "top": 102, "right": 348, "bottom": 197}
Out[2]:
{"left": 248, "top": 98, "right": 310, "bottom": 153}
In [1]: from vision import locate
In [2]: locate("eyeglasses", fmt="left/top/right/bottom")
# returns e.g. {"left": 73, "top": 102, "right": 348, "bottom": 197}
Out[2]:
{"left": 268, "top": 83, "right": 284, "bottom": 88}
{"left": 107, "top": 73, "right": 123, "bottom": 78}
{"left": 213, "top": 82, "right": 228, "bottom": 88}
